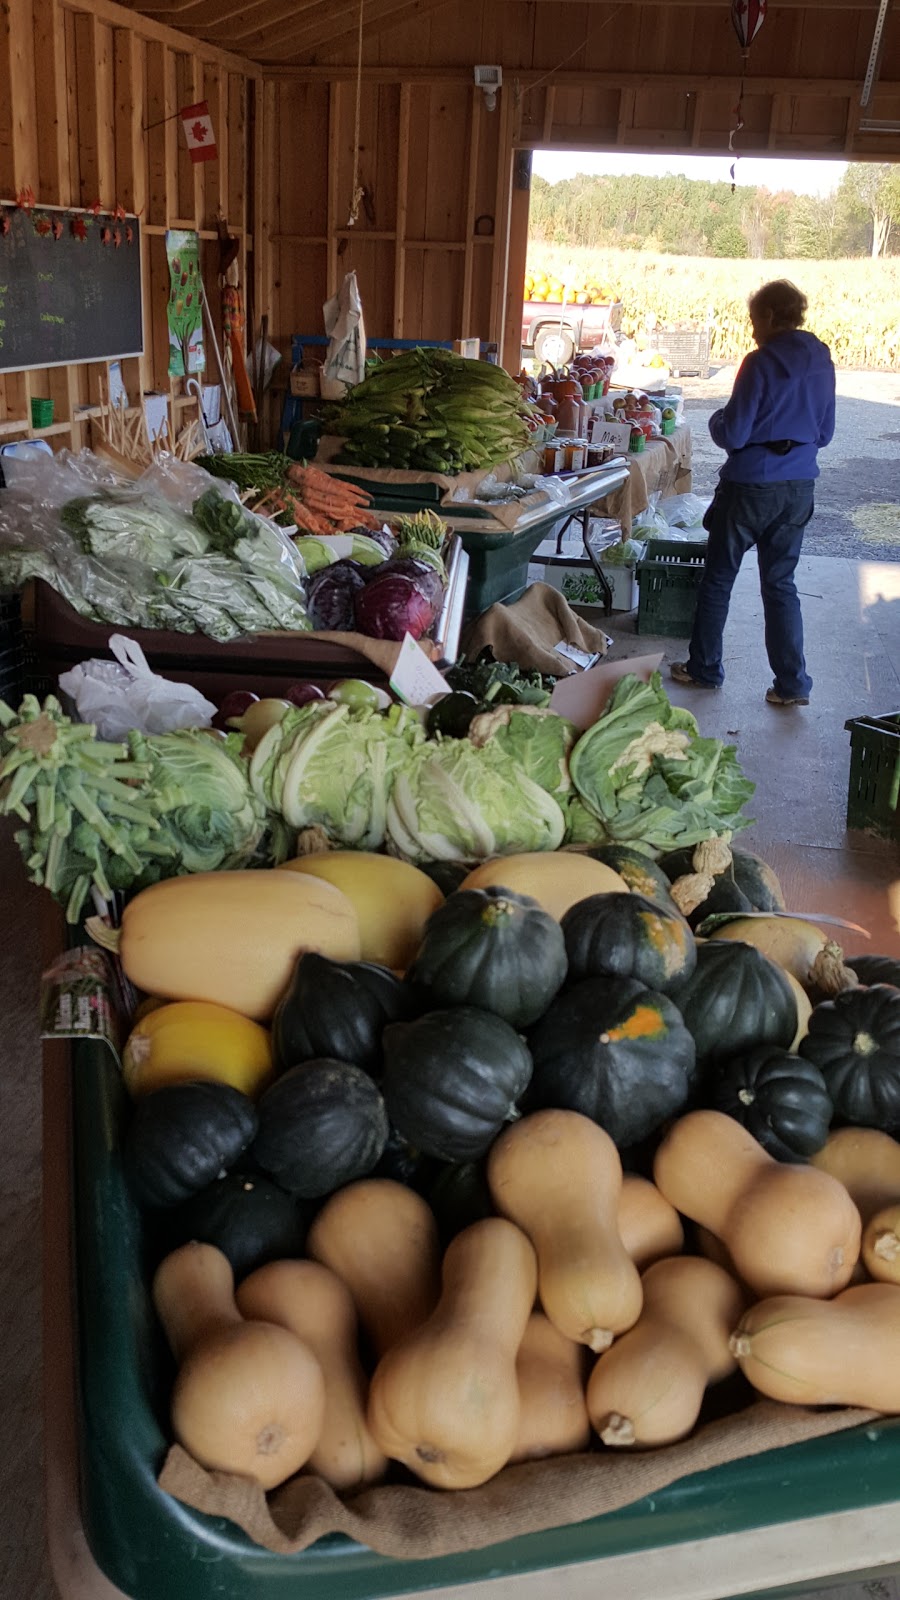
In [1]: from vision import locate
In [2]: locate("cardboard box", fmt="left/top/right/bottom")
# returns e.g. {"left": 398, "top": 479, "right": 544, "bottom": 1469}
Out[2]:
{"left": 290, "top": 366, "right": 319, "bottom": 397}
{"left": 549, "top": 653, "right": 663, "bottom": 730}
{"left": 598, "top": 564, "right": 640, "bottom": 611}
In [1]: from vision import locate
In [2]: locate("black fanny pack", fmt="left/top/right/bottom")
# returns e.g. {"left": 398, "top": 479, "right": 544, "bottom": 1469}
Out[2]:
{"left": 764, "top": 439, "right": 802, "bottom": 456}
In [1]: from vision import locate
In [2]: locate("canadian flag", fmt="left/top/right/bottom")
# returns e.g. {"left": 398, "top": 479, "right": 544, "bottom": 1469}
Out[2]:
{"left": 180, "top": 101, "right": 218, "bottom": 164}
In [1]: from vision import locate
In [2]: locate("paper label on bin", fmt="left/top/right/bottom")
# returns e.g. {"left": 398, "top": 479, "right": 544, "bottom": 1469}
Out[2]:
{"left": 40, "top": 945, "right": 126, "bottom": 1065}
{"left": 390, "top": 633, "right": 450, "bottom": 706}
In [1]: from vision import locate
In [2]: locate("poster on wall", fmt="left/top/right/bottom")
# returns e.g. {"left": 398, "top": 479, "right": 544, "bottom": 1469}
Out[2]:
{"left": 165, "top": 229, "right": 205, "bottom": 377}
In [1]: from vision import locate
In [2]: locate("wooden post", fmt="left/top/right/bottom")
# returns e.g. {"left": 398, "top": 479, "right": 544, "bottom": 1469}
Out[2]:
{"left": 461, "top": 92, "right": 481, "bottom": 338}
{"left": 393, "top": 82, "right": 410, "bottom": 336}
{"left": 502, "top": 147, "right": 531, "bottom": 375}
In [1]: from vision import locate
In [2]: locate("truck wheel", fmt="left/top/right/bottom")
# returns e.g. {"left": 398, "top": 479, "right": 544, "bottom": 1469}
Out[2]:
{"left": 534, "top": 326, "right": 576, "bottom": 366}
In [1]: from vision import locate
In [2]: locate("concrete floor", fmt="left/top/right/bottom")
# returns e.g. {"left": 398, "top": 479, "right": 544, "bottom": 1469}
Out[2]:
{"left": 2, "top": 550, "right": 899, "bottom": 1599}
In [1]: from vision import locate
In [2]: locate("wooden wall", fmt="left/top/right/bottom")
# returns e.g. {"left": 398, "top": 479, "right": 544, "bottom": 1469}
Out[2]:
{"left": 0, "top": 0, "right": 257, "bottom": 451}
{"left": 261, "top": 0, "right": 900, "bottom": 371}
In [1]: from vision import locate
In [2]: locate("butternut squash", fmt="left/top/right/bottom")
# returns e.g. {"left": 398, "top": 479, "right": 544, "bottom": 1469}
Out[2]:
{"left": 152, "top": 1243, "right": 325, "bottom": 1489}
{"left": 236, "top": 1260, "right": 387, "bottom": 1490}
{"left": 367, "top": 1217, "right": 537, "bottom": 1488}
{"left": 731, "top": 1283, "right": 900, "bottom": 1409}
{"left": 861, "top": 1204, "right": 900, "bottom": 1285}
{"left": 278, "top": 851, "right": 443, "bottom": 970}
{"left": 810, "top": 1127, "right": 900, "bottom": 1224}
{"left": 653, "top": 1110, "right": 861, "bottom": 1299}
{"left": 618, "top": 1175, "right": 684, "bottom": 1270}
{"left": 785, "top": 971, "right": 813, "bottom": 1050}
{"left": 487, "top": 1109, "right": 643, "bottom": 1351}
{"left": 122, "top": 1000, "right": 273, "bottom": 1098}
{"left": 306, "top": 1178, "right": 441, "bottom": 1358}
{"left": 460, "top": 854, "right": 628, "bottom": 921}
{"left": 707, "top": 917, "right": 856, "bottom": 997}
{"left": 587, "top": 1257, "right": 745, "bottom": 1448}
{"left": 511, "top": 1313, "right": 591, "bottom": 1464}
{"left": 87, "top": 870, "right": 360, "bottom": 1021}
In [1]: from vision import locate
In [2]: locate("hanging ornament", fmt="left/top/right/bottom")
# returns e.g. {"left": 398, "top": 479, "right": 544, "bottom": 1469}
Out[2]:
{"left": 15, "top": 187, "right": 36, "bottom": 213}
{"left": 51, "top": 217, "right": 64, "bottom": 240}
{"left": 731, "top": 0, "right": 767, "bottom": 49}
{"left": 71, "top": 215, "right": 89, "bottom": 242}
{"left": 0, "top": 210, "right": 10, "bottom": 238}
{"left": 33, "top": 213, "right": 52, "bottom": 237}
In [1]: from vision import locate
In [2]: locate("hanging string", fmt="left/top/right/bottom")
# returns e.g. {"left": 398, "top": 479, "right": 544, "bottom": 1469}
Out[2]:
{"left": 728, "top": 49, "right": 748, "bottom": 193}
{"left": 346, "top": 0, "right": 365, "bottom": 227}
{"left": 525, "top": 4, "right": 625, "bottom": 101}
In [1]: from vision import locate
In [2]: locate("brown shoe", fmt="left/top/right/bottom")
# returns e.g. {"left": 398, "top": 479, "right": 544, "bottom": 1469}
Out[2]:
{"left": 670, "top": 662, "right": 719, "bottom": 689}
{"left": 766, "top": 687, "right": 810, "bottom": 706}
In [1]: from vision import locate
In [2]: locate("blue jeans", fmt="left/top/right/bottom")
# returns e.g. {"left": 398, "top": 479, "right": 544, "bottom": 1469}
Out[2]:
{"left": 686, "top": 479, "right": 815, "bottom": 698}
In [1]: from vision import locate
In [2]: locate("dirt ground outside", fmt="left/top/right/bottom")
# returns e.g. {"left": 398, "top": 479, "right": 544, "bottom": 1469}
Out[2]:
{"left": 681, "top": 368, "right": 900, "bottom": 562}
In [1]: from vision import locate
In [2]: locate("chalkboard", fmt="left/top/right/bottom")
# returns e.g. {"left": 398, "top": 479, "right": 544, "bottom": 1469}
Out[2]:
{"left": 0, "top": 205, "right": 143, "bottom": 374}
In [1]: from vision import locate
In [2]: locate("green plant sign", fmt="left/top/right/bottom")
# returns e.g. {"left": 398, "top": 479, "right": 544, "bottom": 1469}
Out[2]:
{"left": 165, "top": 229, "right": 205, "bottom": 377}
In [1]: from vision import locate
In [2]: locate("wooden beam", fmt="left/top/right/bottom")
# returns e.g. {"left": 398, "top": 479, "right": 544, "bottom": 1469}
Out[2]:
{"left": 616, "top": 89, "right": 635, "bottom": 144}
{"left": 57, "top": 0, "right": 261, "bottom": 76}
{"left": 33, "top": 0, "right": 69, "bottom": 204}
{"left": 541, "top": 87, "right": 557, "bottom": 143}
{"left": 393, "top": 83, "right": 410, "bottom": 337}
{"left": 687, "top": 89, "right": 704, "bottom": 149}
{"left": 74, "top": 13, "right": 103, "bottom": 205}
{"left": 0, "top": 0, "right": 39, "bottom": 197}
{"left": 265, "top": 64, "right": 889, "bottom": 96}
{"left": 326, "top": 80, "right": 341, "bottom": 301}
{"left": 145, "top": 39, "right": 177, "bottom": 229}
{"left": 489, "top": 86, "right": 515, "bottom": 353}
{"left": 461, "top": 92, "right": 481, "bottom": 338}
{"left": 114, "top": 27, "right": 146, "bottom": 216}
{"left": 253, "top": 0, "right": 457, "bottom": 60}
{"left": 502, "top": 146, "right": 531, "bottom": 373}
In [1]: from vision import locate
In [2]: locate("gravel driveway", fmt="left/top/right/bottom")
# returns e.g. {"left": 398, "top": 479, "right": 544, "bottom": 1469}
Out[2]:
{"left": 682, "top": 368, "right": 900, "bottom": 562}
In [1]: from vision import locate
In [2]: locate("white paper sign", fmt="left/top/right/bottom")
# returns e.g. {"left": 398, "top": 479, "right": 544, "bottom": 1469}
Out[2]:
{"left": 389, "top": 633, "right": 451, "bottom": 706}
{"left": 591, "top": 418, "right": 633, "bottom": 452}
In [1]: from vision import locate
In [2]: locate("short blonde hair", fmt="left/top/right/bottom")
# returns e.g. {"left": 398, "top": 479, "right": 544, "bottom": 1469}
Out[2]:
{"left": 748, "top": 280, "right": 808, "bottom": 330}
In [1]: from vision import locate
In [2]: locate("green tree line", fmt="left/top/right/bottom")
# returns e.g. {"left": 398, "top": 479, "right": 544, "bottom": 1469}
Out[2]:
{"left": 529, "top": 165, "right": 900, "bottom": 260}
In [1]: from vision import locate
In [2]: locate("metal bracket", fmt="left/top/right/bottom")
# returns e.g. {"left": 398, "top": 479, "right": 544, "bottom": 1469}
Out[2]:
{"left": 860, "top": 0, "right": 893, "bottom": 108}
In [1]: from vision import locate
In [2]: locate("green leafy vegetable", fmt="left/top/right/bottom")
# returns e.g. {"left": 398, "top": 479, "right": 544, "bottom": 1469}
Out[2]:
{"left": 445, "top": 647, "right": 556, "bottom": 709}
{"left": 468, "top": 706, "right": 577, "bottom": 802}
{"left": 386, "top": 736, "right": 566, "bottom": 863}
{"left": 568, "top": 671, "right": 754, "bottom": 851}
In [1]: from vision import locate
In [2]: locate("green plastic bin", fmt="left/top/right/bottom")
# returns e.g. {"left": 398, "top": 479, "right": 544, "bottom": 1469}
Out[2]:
{"left": 845, "top": 711, "right": 900, "bottom": 838}
{"left": 637, "top": 541, "right": 707, "bottom": 639}
{"left": 64, "top": 1030, "right": 900, "bottom": 1600}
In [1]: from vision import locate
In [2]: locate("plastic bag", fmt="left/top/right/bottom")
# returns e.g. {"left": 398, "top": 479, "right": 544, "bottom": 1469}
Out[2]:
{"left": 630, "top": 493, "right": 670, "bottom": 540}
{"left": 58, "top": 636, "right": 216, "bottom": 739}
{"left": 662, "top": 492, "right": 710, "bottom": 531}
{"left": 321, "top": 271, "right": 367, "bottom": 394}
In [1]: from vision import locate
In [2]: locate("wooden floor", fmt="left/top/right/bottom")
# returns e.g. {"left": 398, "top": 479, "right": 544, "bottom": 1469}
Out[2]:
{"left": 0, "top": 551, "right": 898, "bottom": 1600}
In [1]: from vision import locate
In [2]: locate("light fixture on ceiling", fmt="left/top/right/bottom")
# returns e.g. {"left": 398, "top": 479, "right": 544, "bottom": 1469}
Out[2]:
{"left": 474, "top": 66, "right": 503, "bottom": 112}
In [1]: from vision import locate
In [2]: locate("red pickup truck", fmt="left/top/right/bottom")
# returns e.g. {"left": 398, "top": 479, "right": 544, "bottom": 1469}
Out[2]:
{"left": 521, "top": 299, "right": 624, "bottom": 367}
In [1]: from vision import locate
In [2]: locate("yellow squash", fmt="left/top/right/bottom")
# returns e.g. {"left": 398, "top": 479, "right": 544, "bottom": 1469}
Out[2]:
{"left": 122, "top": 1000, "right": 273, "bottom": 1098}
{"left": 89, "top": 870, "right": 360, "bottom": 1021}
{"left": 461, "top": 854, "right": 628, "bottom": 921}
{"left": 278, "top": 851, "right": 443, "bottom": 970}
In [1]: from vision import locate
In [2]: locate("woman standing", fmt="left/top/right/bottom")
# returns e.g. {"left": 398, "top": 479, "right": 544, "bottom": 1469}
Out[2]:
{"left": 671, "top": 280, "right": 835, "bottom": 707}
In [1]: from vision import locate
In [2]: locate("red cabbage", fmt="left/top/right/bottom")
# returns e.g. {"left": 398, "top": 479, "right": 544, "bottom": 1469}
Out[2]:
{"left": 378, "top": 555, "right": 444, "bottom": 610}
{"left": 354, "top": 573, "right": 437, "bottom": 641}
{"left": 308, "top": 560, "right": 368, "bottom": 630}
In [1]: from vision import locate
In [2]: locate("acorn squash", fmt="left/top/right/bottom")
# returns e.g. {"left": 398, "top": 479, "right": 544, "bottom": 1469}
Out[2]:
{"left": 848, "top": 955, "right": 900, "bottom": 990}
{"left": 586, "top": 845, "right": 676, "bottom": 910}
{"left": 730, "top": 849, "right": 786, "bottom": 912}
{"left": 124, "top": 1082, "right": 258, "bottom": 1208}
{"left": 562, "top": 891, "right": 695, "bottom": 995}
{"left": 272, "top": 952, "right": 412, "bottom": 1076}
{"left": 428, "top": 1161, "right": 494, "bottom": 1246}
{"left": 410, "top": 886, "right": 567, "bottom": 1028}
{"left": 252, "top": 1059, "right": 389, "bottom": 1198}
{"left": 710, "top": 1046, "right": 833, "bottom": 1161}
{"left": 673, "top": 940, "right": 797, "bottom": 1070}
{"left": 167, "top": 1173, "right": 311, "bottom": 1282}
{"left": 382, "top": 1007, "right": 533, "bottom": 1162}
{"left": 527, "top": 977, "right": 696, "bottom": 1148}
{"left": 799, "top": 984, "right": 900, "bottom": 1131}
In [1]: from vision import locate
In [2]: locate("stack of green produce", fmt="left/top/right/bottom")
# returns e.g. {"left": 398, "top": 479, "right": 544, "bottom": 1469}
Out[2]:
{"left": 0, "top": 696, "right": 268, "bottom": 921}
{"left": 1, "top": 672, "right": 755, "bottom": 918}
{"left": 327, "top": 350, "right": 534, "bottom": 472}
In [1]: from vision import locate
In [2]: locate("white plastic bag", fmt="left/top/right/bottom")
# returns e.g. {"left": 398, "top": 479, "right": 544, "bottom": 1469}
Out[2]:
{"left": 663, "top": 492, "right": 710, "bottom": 531}
{"left": 321, "top": 271, "right": 367, "bottom": 395}
{"left": 58, "top": 635, "right": 216, "bottom": 739}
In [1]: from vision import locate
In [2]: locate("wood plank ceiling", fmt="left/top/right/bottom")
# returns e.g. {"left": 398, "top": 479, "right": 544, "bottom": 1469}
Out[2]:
{"left": 112, "top": 0, "right": 890, "bottom": 68}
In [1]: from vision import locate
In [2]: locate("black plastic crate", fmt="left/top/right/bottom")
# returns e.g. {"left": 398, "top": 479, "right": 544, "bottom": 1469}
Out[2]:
{"left": 845, "top": 712, "right": 900, "bottom": 839}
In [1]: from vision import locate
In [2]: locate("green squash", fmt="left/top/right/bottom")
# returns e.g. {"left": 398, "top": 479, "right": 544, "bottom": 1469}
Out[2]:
{"left": 562, "top": 891, "right": 696, "bottom": 995}
{"left": 418, "top": 860, "right": 471, "bottom": 897}
{"left": 710, "top": 1046, "right": 832, "bottom": 1161}
{"left": 685, "top": 875, "right": 753, "bottom": 932}
{"left": 382, "top": 1007, "right": 533, "bottom": 1162}
{"left": 252, "top": 1058, "right": 389, "bottom": 1198}
{"left": 272, "top": 952, "right": 413, "bottom": 1076}
{"left": 124, "top": 1080, "right": 258, "bottom": 1209}
{"left": 673, "top": 941, "right": 797, "bottom": 1071}
{"left": 799, "top": 984, "right": 900, "bottom": 1131}
{"left": 587, "top": 844, "right": 676, "bottom": 909}
{"left": 527, "top": 977, "right": 696, "bottom": 1148}
{"left": 410, "top": 886, "right": 567, "bottom": 1028}
{"left": 168, "top": 1172, "right": 311, "bottom": 1282}
{"left": 730, "top": 849, "right": 786, "bottom": 912}
{"left": 847, "top": 954, "right": 900, "bottom": 989}
{"left": 374, "top": 1125, "right": 439, "bottom": 1193}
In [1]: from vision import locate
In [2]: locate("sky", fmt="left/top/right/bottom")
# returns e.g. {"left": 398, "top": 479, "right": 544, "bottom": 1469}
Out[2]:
{"left": 531, "top": 151, "right": 848, "bottom": 196}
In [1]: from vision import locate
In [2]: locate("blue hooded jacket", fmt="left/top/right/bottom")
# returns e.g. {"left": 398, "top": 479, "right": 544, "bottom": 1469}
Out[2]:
{"left": 709, "top": 329, "right": 836, "bottom": 484}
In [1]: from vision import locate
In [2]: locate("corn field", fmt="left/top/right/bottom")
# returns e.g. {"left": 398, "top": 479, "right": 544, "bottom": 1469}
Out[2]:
{"left": 526, "top": 248, "right": 900, "bottom": 369}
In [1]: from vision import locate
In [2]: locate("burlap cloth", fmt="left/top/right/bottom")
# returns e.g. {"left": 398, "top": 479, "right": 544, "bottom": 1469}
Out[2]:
{"left": 158, "top": 1400, "right": 876, "bottom": 1558}
{"left": 462, "top": 583, "right": 610, "bottom": 677}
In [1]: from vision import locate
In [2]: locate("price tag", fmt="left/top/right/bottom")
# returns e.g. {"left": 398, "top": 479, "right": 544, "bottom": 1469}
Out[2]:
{"left": 390, "top": 632, "right": 451, "bottom": 706}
